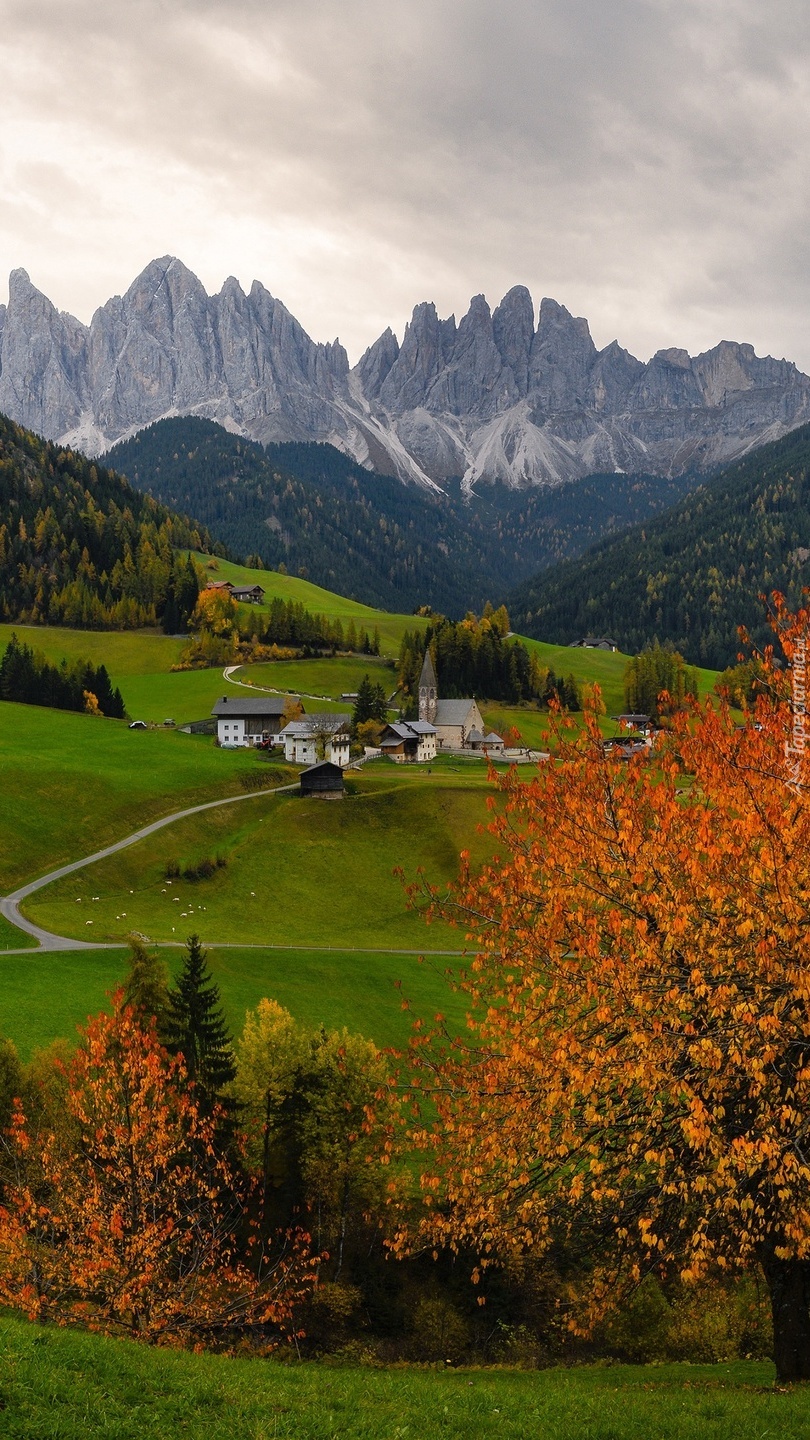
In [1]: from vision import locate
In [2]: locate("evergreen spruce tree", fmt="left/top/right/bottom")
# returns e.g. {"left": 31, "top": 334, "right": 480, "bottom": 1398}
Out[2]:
{"left": 163, "top": 934, "right": 236, "bottom": 1113}
{"left": 352, "top": 674, "right": 375, "bottom": 730}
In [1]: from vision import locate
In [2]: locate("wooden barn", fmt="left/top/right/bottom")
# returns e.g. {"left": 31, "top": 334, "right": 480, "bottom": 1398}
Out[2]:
{"left": 300, "top": 760, "right": 345, "bottom": 799}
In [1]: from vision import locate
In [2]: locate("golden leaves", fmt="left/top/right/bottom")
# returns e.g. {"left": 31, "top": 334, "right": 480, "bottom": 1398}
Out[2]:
{"left": 403, "top": 604, "right": 810, "bottom": 1323}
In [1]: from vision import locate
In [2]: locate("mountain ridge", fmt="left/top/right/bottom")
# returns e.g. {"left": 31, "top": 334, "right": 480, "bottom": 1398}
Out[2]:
{"left": 507, "top": 420, "right": 810, "bottom": 668}
{"left": 1, "top": 258, "right": 808, "bottom": 490}
{"left": 104, "top": 415, "right": 703, "bottom": 614}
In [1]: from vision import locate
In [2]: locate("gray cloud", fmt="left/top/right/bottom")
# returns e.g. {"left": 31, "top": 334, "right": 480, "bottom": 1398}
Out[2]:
{"left": 2, "top": 0, "right": 810, "bottom": 368}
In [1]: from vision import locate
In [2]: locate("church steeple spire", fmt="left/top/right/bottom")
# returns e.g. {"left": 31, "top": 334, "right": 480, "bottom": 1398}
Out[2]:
{"left": 419, "top": 649, "right": 437, "bottom": 724}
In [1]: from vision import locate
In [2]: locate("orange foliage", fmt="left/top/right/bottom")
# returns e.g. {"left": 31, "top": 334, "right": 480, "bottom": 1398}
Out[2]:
{"left": 0, "top": 997, "right": 317, "bottom": 1346}
{"left": 405, "top": 600, "right": 810, "bottom": 1380}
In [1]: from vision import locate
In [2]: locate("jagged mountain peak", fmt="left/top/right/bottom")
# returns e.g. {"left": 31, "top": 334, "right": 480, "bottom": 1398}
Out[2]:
{"left": 1, "top": 259, "right": 809, "bottom": 491}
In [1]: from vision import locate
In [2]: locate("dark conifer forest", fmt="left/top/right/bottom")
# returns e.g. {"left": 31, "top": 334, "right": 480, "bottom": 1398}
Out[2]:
{"left": 508, "top": 423, "right": 810, "bottom": 668}
{"left": 0, "top": 632, "right": 126, "bottom": 717}
{"left": 105, "top": 416, "right": 700, "bottom": 616}
{"left": 0, "top": 414, "right": 211, "bottom": 630}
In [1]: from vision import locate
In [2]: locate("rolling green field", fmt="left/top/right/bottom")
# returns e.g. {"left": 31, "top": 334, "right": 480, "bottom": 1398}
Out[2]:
{"left": 0, "top": 914, "right": 36, "bottom": 950}
{"left": 232, "top": 653, "right": 398, "bottom": 700}
{"left": 23, "top": 765, "right": 495, "bottom": 950}
{"left": 0, "top": 1314, "right": 801, "bottom": 1440}
{"left": 0, "top": 575, "right": 722, "bottom": 1068}
{"left": 0, "top": 940, "right": 470, "bottom": 1061}
{"left": 191, "top": 553, "right": 425, "bottom": 653}
{"left": 0, "top": 701, "right": 293, "bottom": 892}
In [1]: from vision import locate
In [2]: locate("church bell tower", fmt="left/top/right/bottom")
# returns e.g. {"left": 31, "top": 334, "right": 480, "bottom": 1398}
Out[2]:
{"left": 418, "top": 649, "right": 437, "bottom": 724}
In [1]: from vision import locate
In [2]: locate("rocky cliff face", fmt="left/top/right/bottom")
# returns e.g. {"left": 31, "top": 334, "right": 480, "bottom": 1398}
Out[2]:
{"left": 1, "top": 257, "right": 808, "bottom": 491}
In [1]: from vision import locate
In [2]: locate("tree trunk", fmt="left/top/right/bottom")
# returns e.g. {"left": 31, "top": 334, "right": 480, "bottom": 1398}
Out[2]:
{"left": 762, "top": 1249, "right": 810, "bottom": 1382}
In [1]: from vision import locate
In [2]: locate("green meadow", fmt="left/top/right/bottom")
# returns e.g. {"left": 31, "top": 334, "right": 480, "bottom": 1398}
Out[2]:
{"left": 232, "top": 652, "right": 398, "bottom": 699}
{"left": 0, "top": 940, "right": 469, "bottom": 1061}
{"left": 191, "top": 552, "right": 424, "bottom": 653}
{"left": 22, "top": 765, "right": 495, "bottom": 950}
{"left": 0, "top": 1315, "right": 803, "bottom": 1440}
{"left": 0, "top": 576, "right": 722, "bottom": 1069}
{"left": 0, "top": 700, "right": 293, "bottom": 891}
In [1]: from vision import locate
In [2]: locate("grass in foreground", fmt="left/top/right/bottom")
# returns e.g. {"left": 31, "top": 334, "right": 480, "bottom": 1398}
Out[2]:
{"left": 0, "top": 1314, "right": 800, "bottom": 1440}
{"left": 0, "top": 915, "right": 36, "bottom": 950}
{"left": 0, "top": 941, "right": 469, "bottom": 1061}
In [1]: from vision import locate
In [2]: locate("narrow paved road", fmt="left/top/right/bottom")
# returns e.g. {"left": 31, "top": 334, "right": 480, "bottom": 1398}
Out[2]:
{"left": 0, "top": 780, "right": 298, "bottom": 951}
{"left": 222, "top": 665, "right": 336, "bottom": 703}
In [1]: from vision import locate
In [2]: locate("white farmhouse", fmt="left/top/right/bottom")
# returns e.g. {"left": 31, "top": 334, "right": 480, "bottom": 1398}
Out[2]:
{"left": 278, "top": 714, "right": 352, "bottom": 768}
{"left": 379, "top": 719, "right": 437, "bottom": 763}
{"left": 211, "top": 695, "right": 300, "bottom": 747}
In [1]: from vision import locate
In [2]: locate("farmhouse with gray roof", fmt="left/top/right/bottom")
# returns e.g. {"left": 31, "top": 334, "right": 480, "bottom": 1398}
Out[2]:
{"left": 212, "top": 694, "right": 301, "bottom": 747}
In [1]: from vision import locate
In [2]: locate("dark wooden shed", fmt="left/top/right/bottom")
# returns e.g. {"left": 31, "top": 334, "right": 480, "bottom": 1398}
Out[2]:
{"left": 300, "top": 760, "right": 345, "bottom": 798}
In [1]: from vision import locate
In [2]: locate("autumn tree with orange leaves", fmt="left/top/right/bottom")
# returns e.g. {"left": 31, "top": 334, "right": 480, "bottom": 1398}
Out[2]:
{"left": 0, "top": 997, "right": 317, "bottom": 1346}
{"left": 406, "top": 600, "right": 810, "bottom": 1383}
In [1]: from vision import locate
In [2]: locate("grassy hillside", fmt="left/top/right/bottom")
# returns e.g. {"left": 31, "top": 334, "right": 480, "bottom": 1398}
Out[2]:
{"left": 0, "top": 939, "right": 470, "bottom": 1061}
{"left": 22, "top": 765, "right": 495, "bottom": 950}
{"left": 191, "top": 553, "right": 423, "bottom": 653}
{"left": 0, "top": 1313, "right": 799, "bottom": 1440}
{"left": 509, "top": 421, "right": 810, "bottom": 668}
{"left": 0, "top": 700, "right": 292, "bottom": 891}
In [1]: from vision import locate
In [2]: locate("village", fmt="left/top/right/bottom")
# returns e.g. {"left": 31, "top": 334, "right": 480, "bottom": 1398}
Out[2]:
{"left": 210, "top": 649, "right": 523, "bottom": 795}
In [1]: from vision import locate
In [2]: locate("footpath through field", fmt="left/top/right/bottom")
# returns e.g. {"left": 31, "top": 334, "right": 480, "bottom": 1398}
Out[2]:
{"left": 222, "top": 664, "right": 335, "bottom": 703}
{"left": 0, "top": 781, "right": 300, "bottom": 951}
{"left": 0, "top": 776, "right": 467, "bottom": 958}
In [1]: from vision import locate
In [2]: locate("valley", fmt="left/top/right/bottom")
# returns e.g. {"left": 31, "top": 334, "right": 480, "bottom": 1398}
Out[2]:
{"left": 0, "top": 568, "right": 670, "bottom": 1065}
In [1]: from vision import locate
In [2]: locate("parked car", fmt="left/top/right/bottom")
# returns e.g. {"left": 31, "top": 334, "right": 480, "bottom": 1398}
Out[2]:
{"left": 128, "top": 720, "right": 147, "bottom": 729}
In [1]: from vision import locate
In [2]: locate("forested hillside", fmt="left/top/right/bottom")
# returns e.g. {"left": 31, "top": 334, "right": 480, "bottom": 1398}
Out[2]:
{"left": 508, "top": 423, "right": 810, "bottom": 668}
{"left": 0, "top": 414, "right": 212, "bottom": 629}
{"left": 105, "top": 417, "right": 701, "bottom": 615}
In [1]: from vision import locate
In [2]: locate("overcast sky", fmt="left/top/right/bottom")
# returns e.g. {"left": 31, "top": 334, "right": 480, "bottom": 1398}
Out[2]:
{"left": 2, "top": 0, "right": 809, "bottom": 367}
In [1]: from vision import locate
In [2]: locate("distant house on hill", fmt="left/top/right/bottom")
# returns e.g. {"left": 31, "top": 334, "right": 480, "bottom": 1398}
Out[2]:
{"left": 205, "top": 580, "right": 265, "bottom": 604}
{"left": 379, "top": 719, "right": 437, "bottom": 763}
{"left": 212, "top": 694, "right": 299, "bottom": 746}
{"left": 231, "top": 584, "right": 265, "bottom": 604}
{"left": 570, "top": 636, "right": 618, "bottom": 651}
{"left": 279, "top": 714, "right": 351, "bottom": 768}
{"left": 417, "top": 650, "right": 493, "bottom": 751}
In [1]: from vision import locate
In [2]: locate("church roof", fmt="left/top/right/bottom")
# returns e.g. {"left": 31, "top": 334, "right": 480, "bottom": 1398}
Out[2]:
{"left": 419, "top": 649, "right": 437, "bottom": 690}
{"left": 435, "top": 698, "right": 478, "bottom": 726}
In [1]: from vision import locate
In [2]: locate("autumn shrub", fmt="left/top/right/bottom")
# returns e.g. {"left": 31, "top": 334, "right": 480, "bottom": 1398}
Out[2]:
{"left": 0, "top": 997, "right": 318, "bottom": 1348}
{"left": 598, "top": 1277, "right": 772, "bottom": 1364}
{"left": 301, "top": 1281, "right": 366, "bottom": 1353}
{"left": 182, "top": 856, "right": 217, "bottom": 882}
{"left": 407, "top": 1292, "right": 471, "bottom": 1363}
{"left": 164, "top": 859, "right": 181, "bottom": 879}
{"left": 665, "top": 1279, "right": 772, "bottom": 1362}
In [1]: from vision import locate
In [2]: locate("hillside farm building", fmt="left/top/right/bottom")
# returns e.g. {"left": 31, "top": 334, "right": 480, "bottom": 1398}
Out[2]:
{"left": 205, "top": 580, "right": 265, "bottom": 604}
{"left": 300, "top": 761, "right": 345, "bottom": 798}
{"left": 212, "top": 694, "right": 300, "bottom": 746}
{"left": 379, "top": 719, "right": 437, "bottom": 763}
{"left": 279, "top": 714, "right": 352, "bottom": 768}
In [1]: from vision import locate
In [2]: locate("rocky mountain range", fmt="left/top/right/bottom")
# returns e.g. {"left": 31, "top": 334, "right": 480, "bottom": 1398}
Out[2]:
{"left": 1, "top": 257, "right": 809, "bottom": 490}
